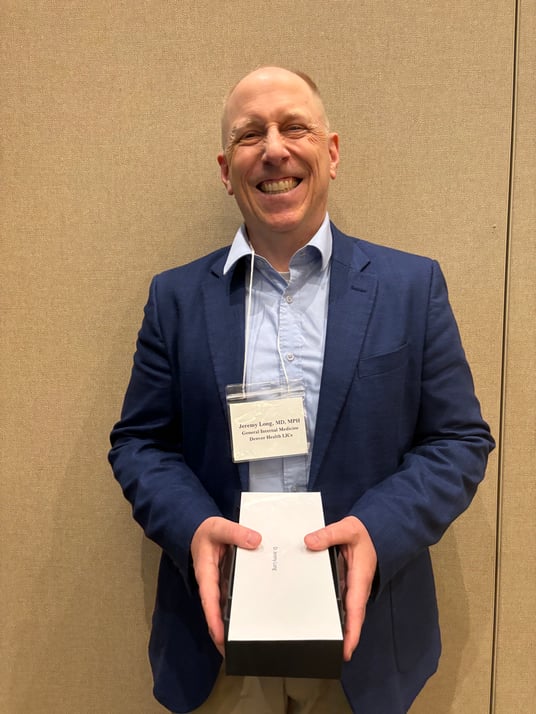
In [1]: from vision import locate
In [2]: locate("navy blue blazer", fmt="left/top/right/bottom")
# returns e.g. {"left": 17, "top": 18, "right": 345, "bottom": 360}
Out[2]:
{"left": 109, "top": 225, "right": 494, "bottom": 713}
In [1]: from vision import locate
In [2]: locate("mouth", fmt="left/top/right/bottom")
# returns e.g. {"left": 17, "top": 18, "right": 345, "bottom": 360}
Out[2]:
{"left": 256, "top": 177, "right": 301, "bottom": 194}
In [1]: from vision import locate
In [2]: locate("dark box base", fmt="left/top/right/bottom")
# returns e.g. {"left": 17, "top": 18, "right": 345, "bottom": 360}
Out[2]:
{"left": 225, "top": 639, "right": 343, "bottom": 679}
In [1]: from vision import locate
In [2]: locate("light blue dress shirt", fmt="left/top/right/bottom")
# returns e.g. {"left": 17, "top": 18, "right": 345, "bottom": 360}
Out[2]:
{"left": 223, "top": 214, "right": 332, "bottom": 492}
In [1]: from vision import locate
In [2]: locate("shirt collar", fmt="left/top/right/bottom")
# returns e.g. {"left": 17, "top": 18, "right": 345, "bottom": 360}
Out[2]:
{"left": 223, "top": 213, "right": 333, "bottom": 275}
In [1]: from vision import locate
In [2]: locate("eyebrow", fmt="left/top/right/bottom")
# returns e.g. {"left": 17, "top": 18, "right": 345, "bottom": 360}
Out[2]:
{"left": 230, "top": 110, "right": 312, "bottom": 134}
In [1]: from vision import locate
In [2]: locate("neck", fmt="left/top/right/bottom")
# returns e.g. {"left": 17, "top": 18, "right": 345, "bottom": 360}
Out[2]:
{"left": 248, "top": 231, "right": 313, "bottom": 272}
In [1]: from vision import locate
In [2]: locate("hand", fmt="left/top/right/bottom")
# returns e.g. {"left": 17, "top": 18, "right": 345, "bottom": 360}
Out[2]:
{"left": 304, "top": 516, "right": 377, "bottom": 662}
{"left": 190, "top": 516, "right": 262, "bottom": 655}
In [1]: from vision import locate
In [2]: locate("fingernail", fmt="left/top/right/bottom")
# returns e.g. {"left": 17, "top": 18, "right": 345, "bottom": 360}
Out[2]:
{"left": 245, "top": 531, "right": 260, "bottom": 547}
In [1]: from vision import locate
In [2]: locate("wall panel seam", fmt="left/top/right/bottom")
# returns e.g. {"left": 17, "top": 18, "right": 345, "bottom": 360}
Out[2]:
{"left": 489, "top": 1, "right": 521, "bottom": 712}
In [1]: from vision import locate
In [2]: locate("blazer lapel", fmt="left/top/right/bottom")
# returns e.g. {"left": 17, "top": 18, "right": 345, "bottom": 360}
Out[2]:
{"left": 309, "top": 230, "right": 377, "bottom": 489}
{"left": 202, "top": 255, "right": 250, "bottom": 489}
{"left": 201, "top": 231, "right": 376, "bottom": 493}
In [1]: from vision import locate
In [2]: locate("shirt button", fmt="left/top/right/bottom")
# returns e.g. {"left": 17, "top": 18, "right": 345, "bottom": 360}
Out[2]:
{"left": 285, "top": 295, "right": 293, "bottom": 304}
{"left": 286, "top": 353, "right": 295, "bottom": 362}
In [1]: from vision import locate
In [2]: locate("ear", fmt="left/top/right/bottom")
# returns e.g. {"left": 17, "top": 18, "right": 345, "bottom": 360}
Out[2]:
{"left": 217, "top": 153, "right": 234, "bottom": 195}
{"left": 328, "top": 133, "right": 340, "bottom": 180}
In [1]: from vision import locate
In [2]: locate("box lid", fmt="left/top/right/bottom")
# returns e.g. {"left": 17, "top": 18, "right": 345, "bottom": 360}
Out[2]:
{"left": 228, "top": 492, "right": 343, "bottom": 643}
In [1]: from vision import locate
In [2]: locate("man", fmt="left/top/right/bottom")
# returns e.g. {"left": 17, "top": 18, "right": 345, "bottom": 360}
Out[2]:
{"left": 109, "top": 67, "right": 494, "bottom": 713}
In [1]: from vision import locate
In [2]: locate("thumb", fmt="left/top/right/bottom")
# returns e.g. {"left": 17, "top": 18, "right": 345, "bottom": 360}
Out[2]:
{"left": 214, "top": 517, "right": 262, "bottom": 549}
{"left": 304, "top": 516, "right": 360, "bottom": 551}
{"left": 234, "top": 522, "right": 262, "bottom": 549}
{"left": 303, "top": 524, "right": 334, "bottom": 551}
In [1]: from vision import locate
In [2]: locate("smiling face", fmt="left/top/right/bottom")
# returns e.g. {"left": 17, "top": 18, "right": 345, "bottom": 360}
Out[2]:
{"left": 218, "top": 68, "right": 339, "bottom": 256}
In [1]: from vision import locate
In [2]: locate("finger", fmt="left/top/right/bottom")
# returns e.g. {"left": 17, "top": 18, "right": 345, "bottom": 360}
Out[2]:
{"left": 343, "top": 611, "right": 364, "bottom": 661}
{"left": 342, "top": 582, "right": 366, "bottom": 659}
{"left": 342, "top": 564, "right": 369, "bottom": 660}
{"left": 197, "top": 551, "right": 226, "bottom": 653}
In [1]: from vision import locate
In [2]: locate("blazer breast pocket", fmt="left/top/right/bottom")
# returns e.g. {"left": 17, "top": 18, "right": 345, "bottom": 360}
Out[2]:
{"left": 358, "top": 342, "right": 409, "bottom": 378}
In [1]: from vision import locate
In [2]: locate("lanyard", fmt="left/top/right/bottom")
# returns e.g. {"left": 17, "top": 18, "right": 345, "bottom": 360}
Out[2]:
{"left": 242, "top": 245, "right": 290, "bottom": 396}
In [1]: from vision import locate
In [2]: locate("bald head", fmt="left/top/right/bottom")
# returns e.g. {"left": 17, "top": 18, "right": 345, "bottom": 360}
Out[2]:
{"left": 216, "top": 65, "right": 339, "bottom": 262}
{"left": 221, "top": 66, "right": 330, "bottom": 151}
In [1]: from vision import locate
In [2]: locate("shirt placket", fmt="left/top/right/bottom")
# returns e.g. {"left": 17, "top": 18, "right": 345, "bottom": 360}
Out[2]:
{"left": 279, "top": 276, "right": 308, "bottom": 492}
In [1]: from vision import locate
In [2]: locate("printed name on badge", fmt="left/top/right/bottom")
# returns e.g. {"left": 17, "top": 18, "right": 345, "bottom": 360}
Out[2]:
{"left": 228, "top": 396, "right": 308, "bottom": 462}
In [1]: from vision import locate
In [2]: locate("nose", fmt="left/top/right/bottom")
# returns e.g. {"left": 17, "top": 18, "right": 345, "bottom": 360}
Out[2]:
{"left": 262, "top": 127, "right": 290, "bottom": 163}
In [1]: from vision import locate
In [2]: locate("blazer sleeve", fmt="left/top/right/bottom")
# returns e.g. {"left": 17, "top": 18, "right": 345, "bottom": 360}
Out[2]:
{"left": 108, "top": 276, "right": 222, "bottom": 581}
{"left": 348, "top": 260, "right": 494, "bottom": 594}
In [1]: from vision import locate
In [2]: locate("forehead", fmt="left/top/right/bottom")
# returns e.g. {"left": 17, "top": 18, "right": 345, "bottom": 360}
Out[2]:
{"left": 223, "top": 69, "right": 324, "bottom": 135}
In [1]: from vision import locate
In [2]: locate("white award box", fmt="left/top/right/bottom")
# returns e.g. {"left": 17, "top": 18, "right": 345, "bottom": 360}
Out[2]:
{"left": 224, "top": 492, "right": 343, "bottom": 678}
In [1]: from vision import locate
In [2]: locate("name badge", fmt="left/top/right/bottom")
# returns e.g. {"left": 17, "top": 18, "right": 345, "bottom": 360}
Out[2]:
{"left": 226, "top": 381, "right": 309, "bottom": 463}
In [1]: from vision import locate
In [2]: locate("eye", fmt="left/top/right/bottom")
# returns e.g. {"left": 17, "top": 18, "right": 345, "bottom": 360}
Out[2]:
{"left": 284, "top": 124, "right": 308, "bottom": 138}
{"left": 237, "top": 130, "right": 263, "bottom": 145}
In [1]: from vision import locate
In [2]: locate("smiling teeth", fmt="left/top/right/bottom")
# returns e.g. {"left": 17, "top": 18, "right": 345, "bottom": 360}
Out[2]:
{"left": 259, "top": 178, "right": 299, "bottom": 194}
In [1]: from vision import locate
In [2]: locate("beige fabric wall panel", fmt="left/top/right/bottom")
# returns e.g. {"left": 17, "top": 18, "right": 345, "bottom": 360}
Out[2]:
{"left": 1, "top": 1, "right": 514, "bottom": 712}
{"left": 493, "top": 1, "right": 536, "bottom": 712}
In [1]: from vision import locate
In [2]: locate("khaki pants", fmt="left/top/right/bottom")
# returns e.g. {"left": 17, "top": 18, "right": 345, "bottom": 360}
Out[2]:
{"left": 186, "top": 669, "right": 353, "bottom": 714}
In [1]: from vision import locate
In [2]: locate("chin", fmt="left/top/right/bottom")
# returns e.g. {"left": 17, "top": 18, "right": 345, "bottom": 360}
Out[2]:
{"left": 259, "top": 212, "right": 306, "bottom": 234}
